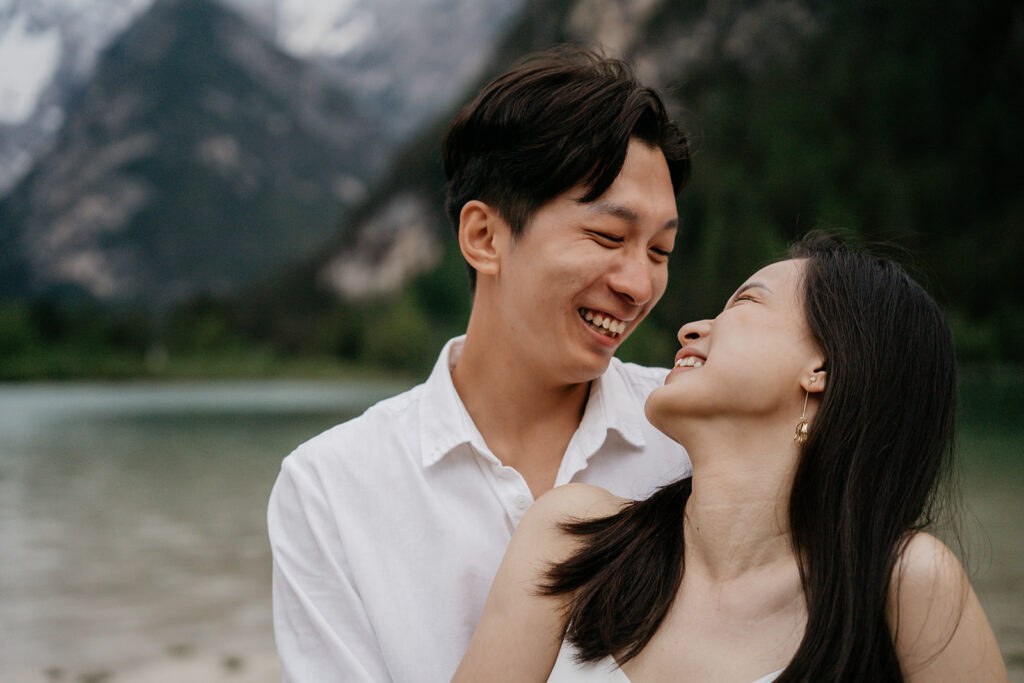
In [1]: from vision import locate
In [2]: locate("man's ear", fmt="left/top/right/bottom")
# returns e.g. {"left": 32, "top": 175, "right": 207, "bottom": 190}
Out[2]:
{"left": 458, "top": 200, "right": 507, "bottom": 278}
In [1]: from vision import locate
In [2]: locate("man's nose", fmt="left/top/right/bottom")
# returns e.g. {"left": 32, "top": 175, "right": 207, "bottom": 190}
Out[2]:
{"left": 609, "top": 252, "right": 655, "bottom": 306}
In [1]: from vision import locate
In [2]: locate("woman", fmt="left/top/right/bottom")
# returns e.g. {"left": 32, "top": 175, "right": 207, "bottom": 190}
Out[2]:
{"left": 453, "top": 235, "right": 1007, "bottom": 682}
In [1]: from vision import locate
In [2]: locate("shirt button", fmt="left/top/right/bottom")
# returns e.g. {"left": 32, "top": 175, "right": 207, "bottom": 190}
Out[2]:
{"left": 514, "top": 494, "right": 531, "bottom": 510}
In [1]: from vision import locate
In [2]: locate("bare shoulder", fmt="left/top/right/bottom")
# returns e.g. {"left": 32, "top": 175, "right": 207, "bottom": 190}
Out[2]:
{"left": 890, "top": 531, "right": 970, "bottom": 642}
{"left": 893, "top": 532, "right": 964, "bottom": 592}
{"left": 890, "top": 532, "right": 1007, "bottom": 682}
{"left": 530, "top": 482, "right": 628, "bottom": 524}
{"left": 508, "top": 484, "right": 629, "bottom": 567}
{"left": 452, "top": 485, "right": 631, "bottom": 681}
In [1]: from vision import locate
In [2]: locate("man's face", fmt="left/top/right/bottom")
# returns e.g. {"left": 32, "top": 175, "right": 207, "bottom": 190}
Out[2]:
{"left": 494, "top": 138, "right": 678, "bottom": 386}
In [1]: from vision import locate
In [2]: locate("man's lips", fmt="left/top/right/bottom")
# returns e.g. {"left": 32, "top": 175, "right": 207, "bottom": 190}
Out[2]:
{"left": 578, "top": 307, "right": 630, "bottom": 338}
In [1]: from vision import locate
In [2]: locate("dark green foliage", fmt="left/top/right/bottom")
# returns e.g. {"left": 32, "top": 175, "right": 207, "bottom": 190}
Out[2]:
{"left": 640, "top": 0, "right": 1024, "bottom": 364}
{"left": 1, "top": 0, "right": 1020, "bottom": 377}
{"left": 0, "top": 302, "right": 36, "bottom": 355}
{"left": 0, "top": 299, "right": 152, "bottom": 379}
{"left": 165, "top": 296, "right": 245, "bottom": 352}
{"left": 356, "top": 0, "right": 1023, "bottom": 370}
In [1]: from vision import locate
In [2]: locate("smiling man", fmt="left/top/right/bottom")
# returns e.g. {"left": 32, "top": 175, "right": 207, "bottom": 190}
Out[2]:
{"left": 268, "top": 47, "right": 692, "bottom": 683}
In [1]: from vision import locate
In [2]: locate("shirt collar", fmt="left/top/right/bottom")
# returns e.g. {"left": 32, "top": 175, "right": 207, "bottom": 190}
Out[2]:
{"left": 419, "top": 337, "right": 648, "bottom": 468}
{"left": 566, "top": 357, "right": 648, "bottom": 463}
{"left": 419, "top": 337, "right": 486, "bottom": 467}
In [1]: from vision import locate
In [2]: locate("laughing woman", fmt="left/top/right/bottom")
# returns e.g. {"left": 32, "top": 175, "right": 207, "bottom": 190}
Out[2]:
{"left": 453, "top": 235, "right": 1007, "bottom": 682}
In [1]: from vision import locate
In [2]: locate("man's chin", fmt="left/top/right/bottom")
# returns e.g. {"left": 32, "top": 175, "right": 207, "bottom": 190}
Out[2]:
{"left": 565, "top": 348, "right": 617, "bottom": 384}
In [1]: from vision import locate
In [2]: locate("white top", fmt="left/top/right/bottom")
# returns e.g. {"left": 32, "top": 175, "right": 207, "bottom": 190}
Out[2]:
{"left": 549, "top": 640, "right": 784, "bottom": 683}
{"left": 268, "top": 336, "right": 691, "bottom": 683}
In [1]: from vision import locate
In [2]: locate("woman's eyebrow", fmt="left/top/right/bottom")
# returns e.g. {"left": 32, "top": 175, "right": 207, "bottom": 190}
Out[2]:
{"left": 729, "top": 281, "right": 772, "bottom": 302}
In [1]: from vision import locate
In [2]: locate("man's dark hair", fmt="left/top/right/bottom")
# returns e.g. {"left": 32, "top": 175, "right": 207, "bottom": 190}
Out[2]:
{"left": 442, "top": 45, "right": 691, "bottom": 287}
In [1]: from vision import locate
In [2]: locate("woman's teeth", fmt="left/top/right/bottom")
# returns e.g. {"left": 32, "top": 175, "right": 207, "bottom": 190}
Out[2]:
{"left": 579, "top": 308, "right": 626, "bottom": 337}
{"left": 674, "top": 356, "right": 704, "bottom": 368}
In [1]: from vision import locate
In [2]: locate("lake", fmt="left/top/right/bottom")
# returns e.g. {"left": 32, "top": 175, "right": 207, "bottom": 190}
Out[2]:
{"left": 1, "top": 374, "right": 1021, "bottom": 681}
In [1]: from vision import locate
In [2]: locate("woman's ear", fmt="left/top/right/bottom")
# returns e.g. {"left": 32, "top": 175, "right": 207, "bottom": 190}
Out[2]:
{"left": 458, "top": 200, "right": 507, "bottom": 278}
{"left": 802, "top": 365, "right": 827, "bottom": 394}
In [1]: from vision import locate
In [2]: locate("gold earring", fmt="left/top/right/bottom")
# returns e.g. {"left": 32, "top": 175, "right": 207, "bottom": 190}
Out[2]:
{"left": 794, "top": 377, "right": 815, "bottom": 445}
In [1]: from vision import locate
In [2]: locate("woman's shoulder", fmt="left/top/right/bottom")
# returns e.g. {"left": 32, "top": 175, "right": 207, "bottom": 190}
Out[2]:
{"left": 510, "top": 484, "right": 630, "bottom": 564}
{"left": 889, "top": 532, "right": 968, "bottom": 634}
{"left": 890, "top": 532, "right": 1007, "bottom": 681}
{"left": 452, "top": 490, "right": 627, "bottom": 681}
{"left": 531, "top": 483, "right": 629, "bottom": 522}
{"left": 893, "top": 532, "right": 963, "bottom": 589}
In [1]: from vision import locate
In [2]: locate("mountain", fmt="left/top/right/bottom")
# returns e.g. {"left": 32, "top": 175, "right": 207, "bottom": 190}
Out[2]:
{"left": 0, "top": 0, "right": 153, "bottom": 194}
{"left": 259, "top": 0, "right": 525, "bottom": 141}
{"left": 263, "top": 0, "right": 1024, "bottom": 366}
{"left": 0, "top": 0, "right": 524, "bottom": 196}
{"left": 0, "top": 0, "right": 388, "bottom": 308}
{"left": 2, "top": 0, "right": 1019, "bottom": 363}
{"left": 304, "top": 0, "right": 820, "bottom": 303}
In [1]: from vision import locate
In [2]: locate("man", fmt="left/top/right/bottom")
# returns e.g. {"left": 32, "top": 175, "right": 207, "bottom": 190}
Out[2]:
{"left": 268, "top": 46, "right": 691, "bottom": 682}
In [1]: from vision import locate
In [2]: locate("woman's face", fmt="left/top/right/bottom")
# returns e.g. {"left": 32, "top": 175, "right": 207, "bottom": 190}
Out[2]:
{"left": 645, "top": 258, "right": 824, "bottom": 441}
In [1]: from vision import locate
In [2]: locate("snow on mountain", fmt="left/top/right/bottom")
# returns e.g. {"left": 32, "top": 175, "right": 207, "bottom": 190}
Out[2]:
{"left": 0, "top": 0, "right": 391, "bottom": 307}
{"left": 0, "top": 0, "right": 522, "bottom": 195}
{"left": 273, "top": 0, "right": 369, "bottom": 57}
{"left": 0, "top": 0, "right": 152, "bottom": 192}
{"left": 0, "top": 15, "right": 61, "bottom": 124}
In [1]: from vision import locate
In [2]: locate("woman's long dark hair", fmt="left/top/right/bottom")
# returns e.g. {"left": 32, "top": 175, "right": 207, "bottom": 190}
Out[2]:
{"left": 542, "top": 234, "right": 959, "bottom": 681}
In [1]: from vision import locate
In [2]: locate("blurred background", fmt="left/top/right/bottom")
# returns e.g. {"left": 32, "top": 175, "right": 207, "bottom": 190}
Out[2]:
{"left": 0, "top": 0, "right": 1021, "bottom": 680}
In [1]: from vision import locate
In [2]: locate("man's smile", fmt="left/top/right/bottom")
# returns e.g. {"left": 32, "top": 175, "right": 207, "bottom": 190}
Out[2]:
{"left": 578, "top": 307, "right": 627, "bottom": 337}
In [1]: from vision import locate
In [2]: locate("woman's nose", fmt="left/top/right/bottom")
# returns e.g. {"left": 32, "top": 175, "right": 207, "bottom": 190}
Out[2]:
{"left": 677, "top": 319, "right": 712, "bottom": 343}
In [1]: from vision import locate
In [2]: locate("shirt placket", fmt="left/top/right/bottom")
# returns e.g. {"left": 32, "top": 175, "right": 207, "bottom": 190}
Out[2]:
{"left": 493, "top": 462, "right": 534, "bottom": 526}
{"left": 469, "top": 442, "right": 535, "bottom": 528}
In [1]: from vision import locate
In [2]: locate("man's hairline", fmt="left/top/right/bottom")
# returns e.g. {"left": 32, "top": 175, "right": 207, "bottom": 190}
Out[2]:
{"left": 508, "top": 138, "right": 679, "bottom": 241}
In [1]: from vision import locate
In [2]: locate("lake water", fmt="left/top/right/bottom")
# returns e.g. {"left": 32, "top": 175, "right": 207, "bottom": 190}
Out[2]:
{"left": 0, "top": 375, "right": 1021, "bottom": 681}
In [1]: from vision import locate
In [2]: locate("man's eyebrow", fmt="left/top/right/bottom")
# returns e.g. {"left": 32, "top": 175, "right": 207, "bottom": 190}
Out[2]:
{"left": 584, "top": 201, "right": 679, "bottom": 230}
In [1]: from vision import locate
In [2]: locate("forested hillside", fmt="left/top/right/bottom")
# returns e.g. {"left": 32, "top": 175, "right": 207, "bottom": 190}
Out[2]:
{"left": 2, "top": 0, "right": 1020, "bottom": 378}
{"left": 245, "top": 0, "right": 1023, "bottom": 372}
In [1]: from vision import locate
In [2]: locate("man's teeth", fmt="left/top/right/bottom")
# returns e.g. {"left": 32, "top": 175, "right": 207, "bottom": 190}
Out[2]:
{"left": 579, "top": 308, "right": 626, "bottom": 336}
{"left": 674, "top": 356, "right": 704, "bottom": 368}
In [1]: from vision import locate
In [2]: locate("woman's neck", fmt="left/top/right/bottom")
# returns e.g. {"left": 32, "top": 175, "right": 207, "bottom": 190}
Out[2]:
{"left": 680, "top": 422, "right": 800, "bottom": 582}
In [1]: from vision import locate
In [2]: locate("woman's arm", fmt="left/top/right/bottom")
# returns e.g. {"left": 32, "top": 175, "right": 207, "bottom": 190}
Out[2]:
{"left": 452, "top": 483, "right": 625, "bottom": 683}
{"left": 889, "top": 532, "right": 1008, "bottom": 682}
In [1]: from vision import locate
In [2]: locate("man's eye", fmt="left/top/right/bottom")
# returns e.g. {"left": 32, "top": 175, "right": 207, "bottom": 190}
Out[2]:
{"left": 589, "top": 230, "right": 623, "bottom": 244}
{"left": 651, "top": 247, "right": 672, "bottom": 257}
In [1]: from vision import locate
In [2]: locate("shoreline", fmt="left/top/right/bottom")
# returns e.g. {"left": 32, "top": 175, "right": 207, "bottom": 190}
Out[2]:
{"left": 10, "top": 646, "right": 281, "bottom": 683}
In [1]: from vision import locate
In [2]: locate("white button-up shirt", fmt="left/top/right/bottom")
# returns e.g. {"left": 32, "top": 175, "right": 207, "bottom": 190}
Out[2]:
{"left": 268, "top": 337, "right": 690, "bottom": 683}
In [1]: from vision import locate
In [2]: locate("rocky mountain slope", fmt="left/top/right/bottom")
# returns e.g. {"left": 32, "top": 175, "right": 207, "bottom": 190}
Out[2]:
{"left": 272, "top": 0, "right": 1022, "bottom": 366}
{"left": 0, "top": 0, "right": 155, "bottom": 194}
{"left": 0, "top": 0, "right": 524, "bottom": 307}
{"left": 0, "top": 0, "right": 521, "bottom": 195}
{"left": 307, "top": 0, "right": 818, "bottom": 303}
{"left": 2, "top": 0, "right": 1019, "bottom": 364}
{"left": 0, "top": 0, "right": 390, "bottom": 307}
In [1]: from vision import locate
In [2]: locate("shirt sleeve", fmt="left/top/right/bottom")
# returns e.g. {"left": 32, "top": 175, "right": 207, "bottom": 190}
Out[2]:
{"left": 268, "top": 453, "right": 390, "bottom": 683}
